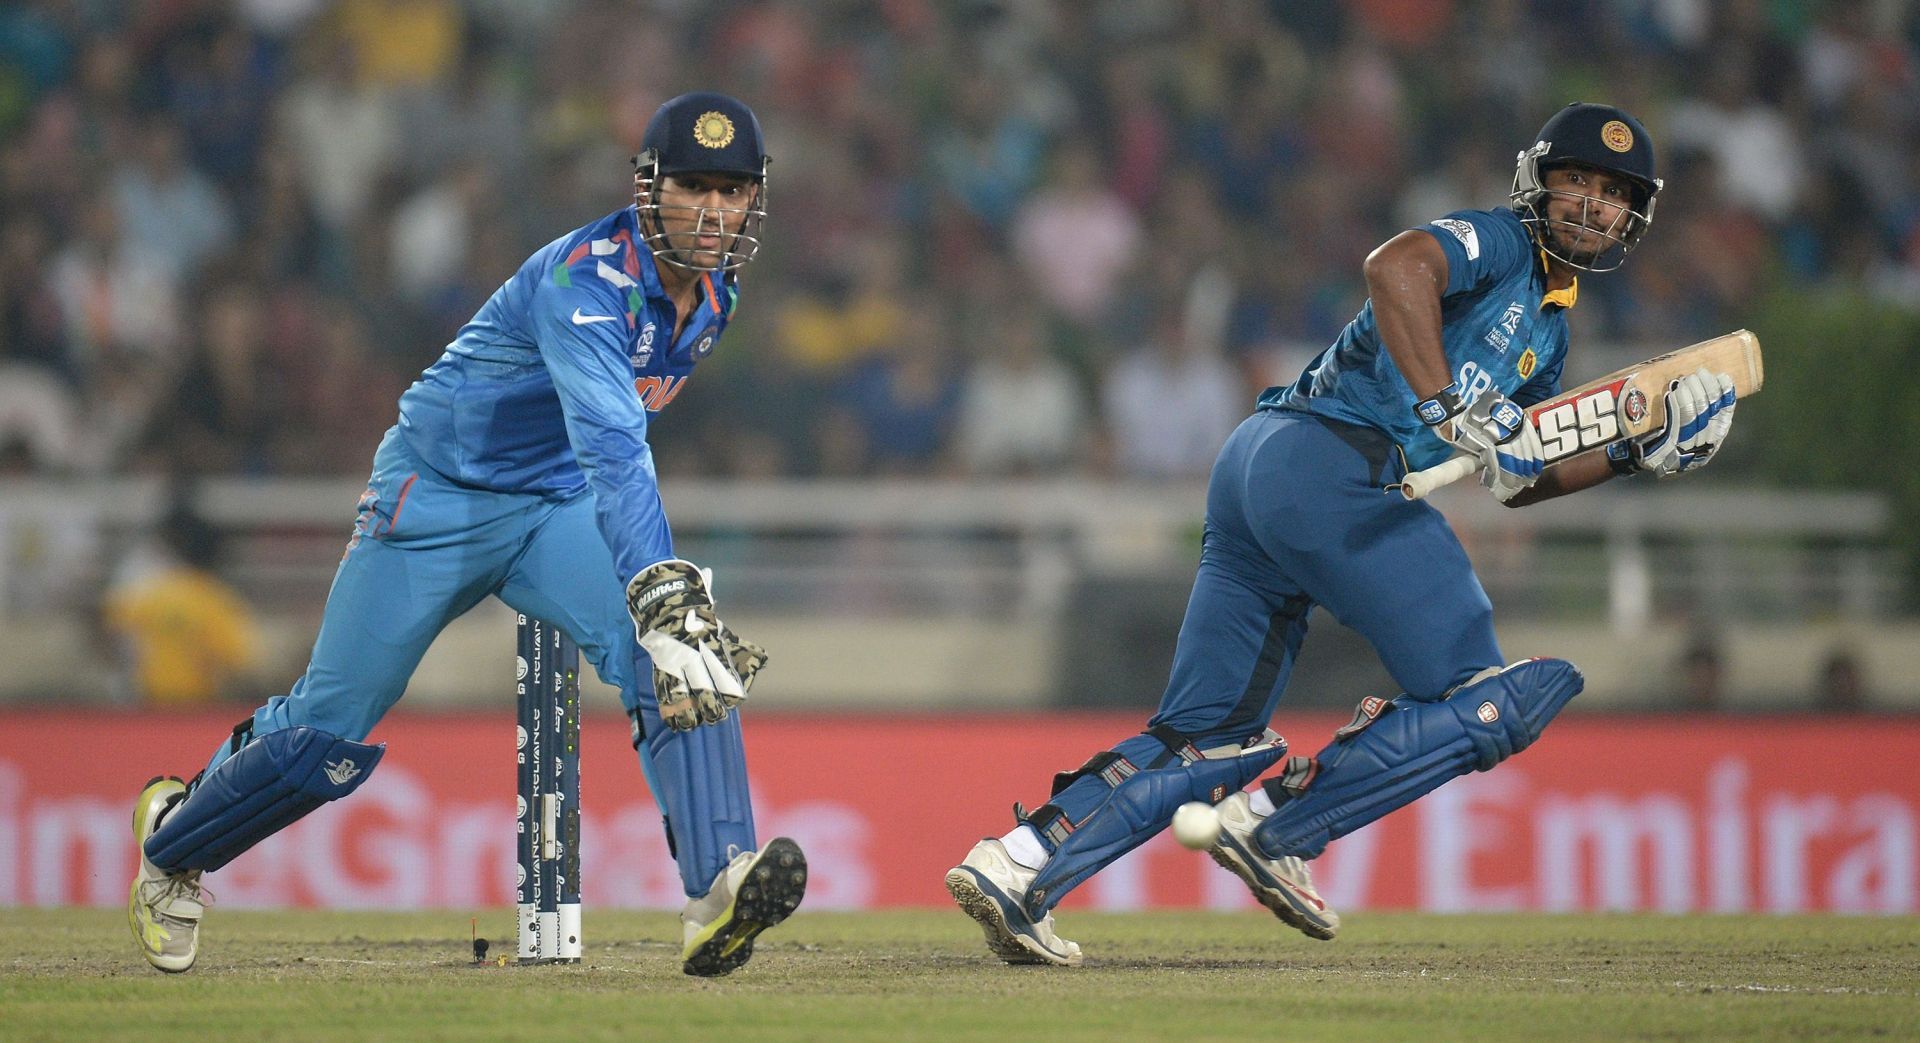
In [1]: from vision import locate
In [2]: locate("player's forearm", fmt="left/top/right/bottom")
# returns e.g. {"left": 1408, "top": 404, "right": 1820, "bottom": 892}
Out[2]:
{"left": 1500, "top": 449, "right": 1616, "bottom": 507}
{"left": 1365, "top": 232, "right": 1452, "bottom": 398}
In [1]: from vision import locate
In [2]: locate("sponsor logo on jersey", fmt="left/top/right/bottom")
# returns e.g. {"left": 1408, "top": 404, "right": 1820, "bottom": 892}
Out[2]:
{"left": 1431, "top": 218, "right": 1480, "bottom": 260}
{"left": 571, "top": 308, "right": 618, "bottom": 325}
{"left": 1517, "top": 347, "right": 1538, "bottom": 379}
{"left": 694, "top": 111, "right": 736, "bottom": 149}
{"left": 1485, "top": 301, "right": 1525, "bottom": 352}
{"left": 1601, "top": 120, "right": 1634, "bottom": 153}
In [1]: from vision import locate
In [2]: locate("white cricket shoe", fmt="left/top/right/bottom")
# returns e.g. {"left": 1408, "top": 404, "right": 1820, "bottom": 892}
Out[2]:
{"left": 1209, "top": 791, "right": 1339, "bottom": 940}
{"left": 944, "top": 838, "right": 1084, "bottom": 967}
{"left": 128, "top": 776, "right": 209, "bottom": 973}
{"left": 680, "top": 837, "right": 808, "bottom": 977}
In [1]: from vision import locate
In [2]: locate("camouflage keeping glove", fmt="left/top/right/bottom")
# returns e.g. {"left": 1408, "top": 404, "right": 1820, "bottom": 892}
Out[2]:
{"left": 626, "top": 559, "right": 763, "bottom": 730}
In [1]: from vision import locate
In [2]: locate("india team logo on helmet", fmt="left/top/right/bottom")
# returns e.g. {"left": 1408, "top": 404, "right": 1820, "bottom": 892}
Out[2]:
{"left": 693, "top": 111, "right": 736, "bottom": 150}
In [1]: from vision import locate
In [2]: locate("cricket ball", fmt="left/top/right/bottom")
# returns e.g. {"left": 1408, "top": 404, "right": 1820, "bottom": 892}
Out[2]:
{"left": 1171, "top": 801, "right": 1222, "bottom": 850}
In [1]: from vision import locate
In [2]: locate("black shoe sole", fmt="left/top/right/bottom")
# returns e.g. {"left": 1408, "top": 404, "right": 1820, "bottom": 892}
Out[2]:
{"left": 682, "top": 837, "right": 807, "bottom": 977}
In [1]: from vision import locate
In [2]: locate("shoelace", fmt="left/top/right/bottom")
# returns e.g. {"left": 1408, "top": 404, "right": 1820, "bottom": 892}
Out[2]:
{"left": 142, "top": 873, "right": 213, "bottom": 919}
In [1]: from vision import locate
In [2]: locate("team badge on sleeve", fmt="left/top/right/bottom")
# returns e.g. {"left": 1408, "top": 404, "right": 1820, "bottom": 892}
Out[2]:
{"left": 1517, "top": 348, "right": 1537, "bottom": 379}
{"left": 1431, "top": 218, "right": 1480, "bottom": 260}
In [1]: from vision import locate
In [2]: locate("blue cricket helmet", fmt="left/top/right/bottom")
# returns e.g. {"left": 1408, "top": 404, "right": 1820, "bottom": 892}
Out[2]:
{"left": 632, "top": 92, "right": 770, "bottom": 272}
{"left": 636, "top": 91, "right": 768, "bottom": 181}
{"left": 1510, "top": 103, "right": 1663, "bottom": 272}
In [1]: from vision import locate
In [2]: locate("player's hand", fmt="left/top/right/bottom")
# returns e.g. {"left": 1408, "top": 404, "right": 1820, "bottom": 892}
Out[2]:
{"left": 626, "top": 559, "right": 752, "bottom": 730}
{"left": 1616, "top": 367, "right": 1736, "bottom": 479}
{"left": 1432, "top": 390, "right": 1544, "bottom": 502}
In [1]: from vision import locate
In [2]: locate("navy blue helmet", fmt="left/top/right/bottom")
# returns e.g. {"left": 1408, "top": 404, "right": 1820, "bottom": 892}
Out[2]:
{"left": 1510, "top": 103, "right": 1662, "bottom": 272}
{"left": 632, "top": 92, "right": 770, "bottom": 272}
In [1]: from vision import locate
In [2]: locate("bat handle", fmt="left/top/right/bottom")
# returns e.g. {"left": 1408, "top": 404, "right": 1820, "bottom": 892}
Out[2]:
{"left": 1395, "top": 454, "right": 1480, "bottom": 501}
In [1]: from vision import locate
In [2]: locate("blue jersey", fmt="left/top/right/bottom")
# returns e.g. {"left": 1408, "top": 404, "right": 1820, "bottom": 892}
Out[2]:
{"left": 397, "top": 207, "right": 736, "bottom": 581}
{"left": 1259, "top": 207, "right": 1573, "bottom": 471}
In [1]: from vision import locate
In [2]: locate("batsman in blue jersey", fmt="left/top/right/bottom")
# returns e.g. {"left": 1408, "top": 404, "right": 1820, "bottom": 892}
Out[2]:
{"left": 128, "top": 93, "right": 807, "bottom": 977}
{"left": 949, "top": 104, "right": 1741, "bottom": 964}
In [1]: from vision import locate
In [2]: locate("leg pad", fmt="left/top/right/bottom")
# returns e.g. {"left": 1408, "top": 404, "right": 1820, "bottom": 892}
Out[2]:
{"left": 1023, "top": 732, "right": 1288, "bottom": 916}
{"left": 144, "top": 726, "right": 385, "bottom": 872}
{"left": 1253, "top": 658, "right": 1582, "bottom": 860}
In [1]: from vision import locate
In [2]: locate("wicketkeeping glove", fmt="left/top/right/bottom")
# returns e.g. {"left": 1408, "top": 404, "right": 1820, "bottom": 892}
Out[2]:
{"left": 1422, "top": 386, "right": 1545, "bottom": 503}
{"left": 626, "top": 559, "right": 764, "bottom": 730}
{"left": 1608, "top": 367, "right": 1736, "bottom": 479}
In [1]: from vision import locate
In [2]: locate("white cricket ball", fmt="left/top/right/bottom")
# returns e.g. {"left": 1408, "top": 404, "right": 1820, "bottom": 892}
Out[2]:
{"left": 1171, "top": 801, "right": 1222, "bottom": 850}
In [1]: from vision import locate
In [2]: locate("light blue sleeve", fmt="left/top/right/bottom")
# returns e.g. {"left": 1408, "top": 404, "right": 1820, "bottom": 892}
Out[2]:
{"left": 529, "top": 272, "right": 673, "bottom": 585}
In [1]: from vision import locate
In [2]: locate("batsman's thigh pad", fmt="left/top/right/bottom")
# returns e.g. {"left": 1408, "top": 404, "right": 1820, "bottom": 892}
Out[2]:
{"left": 1022, "top": 730, "right": 1288, "bottom": 917}
{"left": 144, "top": 726, "right": 385, "bottom": 872}
{"left": 1253, "top": 658, "right": 1582, "bottom": 860}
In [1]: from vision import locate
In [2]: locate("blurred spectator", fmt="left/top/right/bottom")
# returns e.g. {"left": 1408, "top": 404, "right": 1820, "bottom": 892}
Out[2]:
{"left": 955, "top": 309, "right": 1088, "bottom": 476}
{"left": 1677, "top": 633, "right": 1726, "bottom": 712}
{"left": 48, "top": 190, "right": 184, "bottom": 375}
{"left": 834, "top": 300, "right": 962, "bottom": 475}
{"left": 1012, "top": 141, "right": 1142, "bottom": 327}
{"left": 336, "top": 0, "right": 463, "bottom": 90}
{"left": 110, "top": 119, "right": 236, "bottom": 281}
{"left": 275, "top": 36, "right": 399, "bottom": 233}
{"left": 102, "top": 499, "right": 262, "bottom": 707}
{"left": 165, "top": 22, "right": 277, "bottom": 192}
{"left": 1102, "top": 308, "right": 1243, "bottom": 479}
{"left": 161, "top": 283, "right": 282, "bottom": 474}
{"left": 1814, "top": 647, "right": 1869, "bottom": 713}
{"left": 1663, "top": 52, "right": 1807, "bottom": 222}
{"left": 389, "top": 160, "right": 491, "bottom": 310}
{"left": 0, "top": 364, "right": 79, "bottom": 474}
{"left": 0, "top": 215, "right": 70, "bottom": 379}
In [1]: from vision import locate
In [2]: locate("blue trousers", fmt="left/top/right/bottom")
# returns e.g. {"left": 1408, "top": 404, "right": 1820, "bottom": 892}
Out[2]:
{"left": 200, "top": 428, "right": 753, "bottom": 895}
{"left": 1042, "top": 410, "right": 1502, "bottom": 859}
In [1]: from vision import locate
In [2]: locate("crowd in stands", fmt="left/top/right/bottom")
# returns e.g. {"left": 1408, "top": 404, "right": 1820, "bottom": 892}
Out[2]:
{"left": 3, "top": 0, "right": 1917, "bottom": 483}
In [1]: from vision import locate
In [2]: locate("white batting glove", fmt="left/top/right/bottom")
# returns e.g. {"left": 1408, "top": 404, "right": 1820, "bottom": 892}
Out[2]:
{"left": 1613, "top": 367, "right": 1736, "bottom": 479}
{"left": 1430, "top": 389, "right": 1545, "bottom": 503}
{"left": 626, "top": 559, "right": 754, "bottom": 730}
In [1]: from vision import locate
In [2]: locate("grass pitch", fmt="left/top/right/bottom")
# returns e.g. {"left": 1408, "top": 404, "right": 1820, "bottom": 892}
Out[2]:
{"left": 3, "top": 908, "right": 1915, "bottom": 1042}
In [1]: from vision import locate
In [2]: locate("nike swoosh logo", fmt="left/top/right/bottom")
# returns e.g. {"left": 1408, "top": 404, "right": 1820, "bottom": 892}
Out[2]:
{"left": 571, "top": 308, "right": 618, "bottom": 325}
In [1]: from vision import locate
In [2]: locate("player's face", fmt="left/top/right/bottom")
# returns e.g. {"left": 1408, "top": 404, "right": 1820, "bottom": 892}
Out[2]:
{"left": 652, "top": 173, "right": 758, "bottom": 271}
{"left": 1539, "top": 164, "right": 1639, "bottom": 266}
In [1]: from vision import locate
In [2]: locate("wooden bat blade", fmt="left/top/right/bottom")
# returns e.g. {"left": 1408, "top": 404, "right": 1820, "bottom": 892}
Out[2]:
{"left": 1396, "top": 329, "right": 1763, "bottom": 501}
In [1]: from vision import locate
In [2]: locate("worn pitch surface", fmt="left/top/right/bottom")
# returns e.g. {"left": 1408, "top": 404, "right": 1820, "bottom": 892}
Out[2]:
{"left": 4, "top": 908, "right": 1915, "bottom": 1041}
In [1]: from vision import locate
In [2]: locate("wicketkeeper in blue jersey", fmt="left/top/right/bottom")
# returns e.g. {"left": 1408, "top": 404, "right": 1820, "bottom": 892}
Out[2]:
{"left": 129, "top": 93, "right": 807, "bottom": 977}
{"left": 948, "top": 104, "right": 1741, "bottom": 965}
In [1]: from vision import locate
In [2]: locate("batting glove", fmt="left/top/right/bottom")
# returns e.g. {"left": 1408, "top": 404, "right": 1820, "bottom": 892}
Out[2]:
{"left": 1425, "top": 387, "right": 1545, "bottom": 503}
{"left": 626, "top": 559, "right": 756, "bottom": 730}
{"left": 1610, "top": 367, "right": 1736, "bottom": 479}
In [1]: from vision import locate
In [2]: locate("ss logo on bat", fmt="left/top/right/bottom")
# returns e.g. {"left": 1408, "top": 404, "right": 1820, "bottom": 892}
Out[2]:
{"left": 1535, "top": 388, "right": 1620, "bottom": 461}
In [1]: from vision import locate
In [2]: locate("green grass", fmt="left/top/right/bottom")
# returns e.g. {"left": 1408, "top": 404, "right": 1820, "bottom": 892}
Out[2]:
{"left": 3, "top": 908, "right": 1916, "bottom": 1042}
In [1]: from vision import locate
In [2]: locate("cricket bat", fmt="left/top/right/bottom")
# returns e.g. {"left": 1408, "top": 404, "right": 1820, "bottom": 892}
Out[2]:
{"left": 1396, "top": 329, "right": 1764, "bottom": 501}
